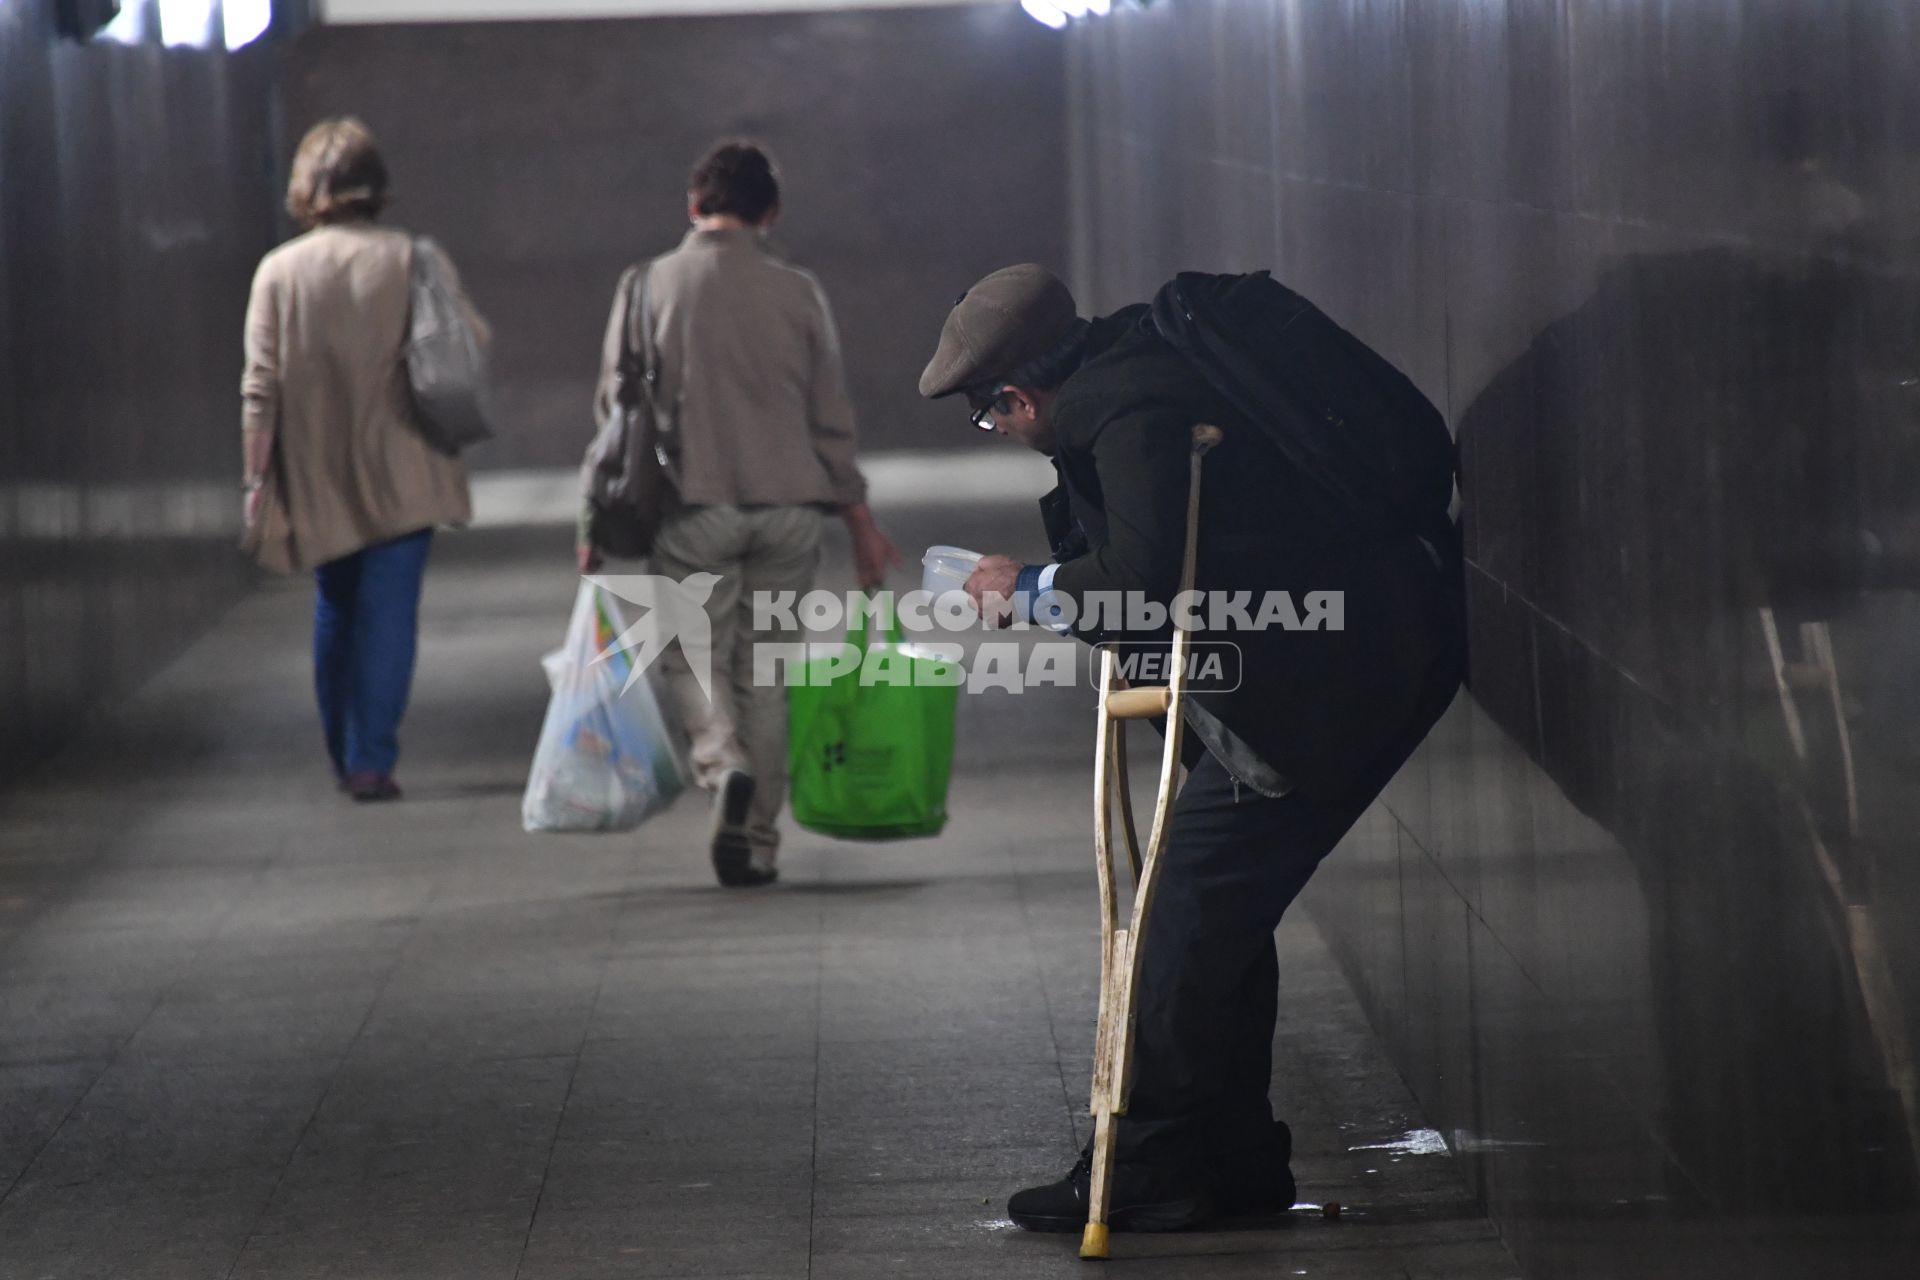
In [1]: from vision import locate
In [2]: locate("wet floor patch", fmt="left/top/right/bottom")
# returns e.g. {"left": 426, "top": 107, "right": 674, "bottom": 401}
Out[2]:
{"left": 1348, "top": 1126, "right": 1449, "bottom": 1156}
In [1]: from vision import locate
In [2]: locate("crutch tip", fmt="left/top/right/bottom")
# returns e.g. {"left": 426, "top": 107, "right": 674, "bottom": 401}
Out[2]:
{"left": 1078, "top": 1222, "right": 1111, "bottom": 1259}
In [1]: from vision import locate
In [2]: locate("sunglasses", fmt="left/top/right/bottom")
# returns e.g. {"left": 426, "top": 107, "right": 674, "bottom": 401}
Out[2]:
{"left": 966, "top": 386, "right": 1014, "bottom": 431}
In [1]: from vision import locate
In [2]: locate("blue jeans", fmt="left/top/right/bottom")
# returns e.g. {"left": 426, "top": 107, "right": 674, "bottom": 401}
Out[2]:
{"left": 313, "top": 529, "right": 434, "bottom": 779}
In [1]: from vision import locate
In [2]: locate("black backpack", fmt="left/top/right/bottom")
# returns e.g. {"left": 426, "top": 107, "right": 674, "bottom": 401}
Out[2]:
{"left": 1150, "top": 271, "right": 1457, "bottom": 555}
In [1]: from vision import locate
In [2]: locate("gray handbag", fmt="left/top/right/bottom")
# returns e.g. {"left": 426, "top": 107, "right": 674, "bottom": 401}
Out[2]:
{"left": 582, "top": 264, "right": 677, "bottom": 558}
{"left": 405, "top": 237, "right": 495, "bottom": 453}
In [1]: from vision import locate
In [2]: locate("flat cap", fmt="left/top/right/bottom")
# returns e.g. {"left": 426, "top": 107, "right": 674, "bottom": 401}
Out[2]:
{"left": 918, "top": 264, "right": 1078, "bottom": 399}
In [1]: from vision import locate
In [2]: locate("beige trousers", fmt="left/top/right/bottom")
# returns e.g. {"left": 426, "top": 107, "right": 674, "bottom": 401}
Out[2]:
{"left": 650, "top": 504, "right": 822, "bottom": 864}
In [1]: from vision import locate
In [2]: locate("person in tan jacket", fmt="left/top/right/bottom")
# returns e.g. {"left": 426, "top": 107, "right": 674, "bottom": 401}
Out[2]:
{"left": 580, "top": 141, "right": 898, "bottom": 887}
{"left": 241, "top": 118, "right": 480, "bottom": 803}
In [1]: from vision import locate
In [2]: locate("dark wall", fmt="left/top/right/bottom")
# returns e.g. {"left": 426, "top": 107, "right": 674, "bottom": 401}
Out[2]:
{"left": 282, "top": 6, "right": 1069, "bottom": 469}
{"left": 0, "top": 7, "right": 283, "bottom": 788}
{"left": 1069, "top": 2, "right": 1920, "bottom": 1276}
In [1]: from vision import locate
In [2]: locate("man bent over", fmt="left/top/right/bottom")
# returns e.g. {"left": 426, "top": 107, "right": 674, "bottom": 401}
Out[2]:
{"left": 918, "top": 265, "right": 1465, "bottom": 1232}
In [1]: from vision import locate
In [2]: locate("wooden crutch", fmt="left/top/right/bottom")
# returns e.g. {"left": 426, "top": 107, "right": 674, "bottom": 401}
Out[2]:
{"left": 1081, "top": 421, "right": 1223, "bottom": 1260}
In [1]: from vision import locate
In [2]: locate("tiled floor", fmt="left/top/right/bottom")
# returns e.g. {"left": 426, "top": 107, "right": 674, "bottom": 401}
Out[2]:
{"left": 0, "top": 515, "right": 1519, "bottom": 1278}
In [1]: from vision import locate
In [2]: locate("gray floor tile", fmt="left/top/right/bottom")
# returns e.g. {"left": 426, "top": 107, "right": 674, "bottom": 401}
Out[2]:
{"left": 299, "top": 1055, "right": 576, "bottom": 1157}
{"left": 518, "top": 1204, "right": 811, "bottom": 1280}
{"left": 0, "top": 1060, "right": 105, "bottom": 1186}
{"left": 806, "top": 1232, "right": 1088, "bottom": 1280}
{"left": 120, "top": 986, "right": 380, "bottom": 1063}
{"left": 259, "top": 1143, "right": 550, "bottom": 1230}
{"left": 813, "top": 1138, "right": 1066, "bottom": 1188}
{"left": 537, "top": 1140, "right": 816, "bottom": 1211}
{"left": 812, "top": 1174, "right": 1037, "bottom": 1224}
{"left": 347, "top": 995, "right": 595, "bottom": 1066}
{"left": 0, "top": 1169, "right": 275, "bottom": 1280}
{"left": 23, "top": 1058, "right": 334, "bottom": 1182}
{"left": 228, "top": 1207, "right": 532, "bottom": 1280}
{"left": 0, "top": 981, "right": 157, "bottom": 1067}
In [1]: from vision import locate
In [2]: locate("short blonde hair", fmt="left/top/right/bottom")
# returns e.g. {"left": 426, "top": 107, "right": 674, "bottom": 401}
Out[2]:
{"left": 286, "top": 117, "right": 389, "bottom": 228}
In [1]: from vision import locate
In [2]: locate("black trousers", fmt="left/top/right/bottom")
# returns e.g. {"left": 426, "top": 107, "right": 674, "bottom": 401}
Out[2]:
{"left": 1110, "top": 653, "right": 1462, "bottom": 1189}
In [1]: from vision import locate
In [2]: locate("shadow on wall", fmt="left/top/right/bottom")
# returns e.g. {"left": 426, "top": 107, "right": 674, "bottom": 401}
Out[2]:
{"left": 1457, "top": 241, "right": 1920, "bottom": 1213}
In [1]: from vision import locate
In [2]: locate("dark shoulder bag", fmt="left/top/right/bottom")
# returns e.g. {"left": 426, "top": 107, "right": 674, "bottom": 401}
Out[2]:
{"left": 582, "top": 264, "right": 678, "bottom": 558}
{"left": 406, "top": 237, "right": 496, "bottom": 453}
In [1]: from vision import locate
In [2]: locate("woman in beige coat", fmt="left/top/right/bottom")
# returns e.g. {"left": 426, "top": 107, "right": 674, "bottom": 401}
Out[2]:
{"left": 240, "top": 118, "right": 478, "bottom": 802}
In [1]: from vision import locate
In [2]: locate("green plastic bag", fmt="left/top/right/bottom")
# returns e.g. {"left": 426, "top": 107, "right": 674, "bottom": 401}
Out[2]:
{"left": 787, "top": 594, "right": 961, "bottom": 840}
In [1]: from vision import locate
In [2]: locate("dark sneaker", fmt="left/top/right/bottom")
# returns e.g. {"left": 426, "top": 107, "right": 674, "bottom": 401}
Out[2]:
{"left": 722, "top": 864, "right": 778, "bottom": 889}
{"left": 345, "top": 772, "right": 402, "bottom": 803}
{"left": 710, "top": 770, "right": 758, "bottom": 886}
{"left": 1007, "top": 1152, "right": 1213, "bottom": 1233}
{"left": 1212, "top": 1120, "right": 1296, "bottom": 1218}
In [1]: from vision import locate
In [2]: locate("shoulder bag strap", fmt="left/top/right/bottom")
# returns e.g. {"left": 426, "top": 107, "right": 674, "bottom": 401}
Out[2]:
{"left": 611, "top": 261, "right": 677, "bottom": 487}
{"left": 632, "top": 264, "right": 678, "bottom": 476}
{"left": 612, "top": 264, "right": 645, "bottom": 409}
{"left": 623, "top": 265, "right": 667, "bottom": 410}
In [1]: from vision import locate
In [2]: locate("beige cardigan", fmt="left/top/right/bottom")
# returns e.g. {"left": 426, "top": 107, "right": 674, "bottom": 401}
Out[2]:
{"left": 594, "top": 227, "right": 867, "bottom": 511}
{"left": 240, "top": 223, "right": 474, "bottom": 573}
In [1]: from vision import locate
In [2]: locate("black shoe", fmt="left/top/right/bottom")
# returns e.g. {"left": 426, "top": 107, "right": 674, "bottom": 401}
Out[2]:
{"left": 1007, "top": 1152, "right": 1213, "bottom": 1234}
{"left": 345, "top": 772, "right": 402, "bottom": 803}
{"left": 1212, "top": 1120, "right": 1296, "bottom": 1218}
{"left": 710, "top": 770, "right": 757, "bottom": 886}
{"left": 721, "top": 864, "right": 778, "bottom": 889}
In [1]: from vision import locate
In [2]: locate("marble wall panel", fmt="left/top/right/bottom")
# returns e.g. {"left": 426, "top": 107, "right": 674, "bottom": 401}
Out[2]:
{"left": 0, "top": 6, "right": 282, "bottom": 788}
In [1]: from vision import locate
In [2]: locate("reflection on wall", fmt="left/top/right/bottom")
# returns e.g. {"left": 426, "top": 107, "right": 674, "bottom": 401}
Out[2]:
{"left": 1067, "top": 1, "right": 1920, "bottom": 1275}
{"left": 283, "top": 6, "right": 1067, "bottom": 467}
{"left": 0, "top": 7, "right": 282, "bottom": 786}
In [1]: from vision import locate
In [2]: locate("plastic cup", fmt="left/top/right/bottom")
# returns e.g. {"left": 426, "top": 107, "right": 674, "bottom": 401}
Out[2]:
{"left": 921, "top": 545, "right": 984, "bottom": 604}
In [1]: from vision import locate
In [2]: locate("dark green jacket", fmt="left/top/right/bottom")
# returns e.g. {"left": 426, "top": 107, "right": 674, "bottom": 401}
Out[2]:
{"left": 1041, "top": 308, "right": 1463, "bottom": 793}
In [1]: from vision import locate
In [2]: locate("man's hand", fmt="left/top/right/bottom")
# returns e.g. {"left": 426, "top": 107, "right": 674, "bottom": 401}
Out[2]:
{"left": 577, "top": 543, "right": 603, "bottom": 575}
{"left": 965, "top": 554, "right": 1025, "bottom": 629}
{"left": 842, "top": 502, "right": 903, "bottom": 591}
{"left": 243, "top": 485, "right": 265, "bottom": 530}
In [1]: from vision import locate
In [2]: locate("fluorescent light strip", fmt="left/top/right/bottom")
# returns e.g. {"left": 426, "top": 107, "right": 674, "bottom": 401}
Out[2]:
{"left": 1019, "top": 0, "right": 1066, "bottom": 30}
{"left": 100, "top": 0, "right": 150, "bottom": 44}
{"left": 158, "top": 0, "right": 216, "bottom": 46}
{"left": 226, "top": 0, "right": 273, "bottom": 48}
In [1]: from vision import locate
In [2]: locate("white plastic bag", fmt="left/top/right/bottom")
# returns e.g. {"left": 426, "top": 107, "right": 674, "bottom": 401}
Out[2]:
{"left": 522, "top": 581, "right": 685, "bottom": 832}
